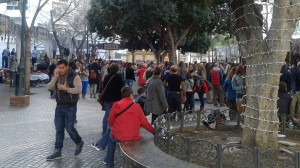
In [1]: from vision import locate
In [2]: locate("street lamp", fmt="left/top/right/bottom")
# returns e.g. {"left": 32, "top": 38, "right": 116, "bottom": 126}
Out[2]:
{"left": 15, "top": 0, "right": 26, "bottom": 96}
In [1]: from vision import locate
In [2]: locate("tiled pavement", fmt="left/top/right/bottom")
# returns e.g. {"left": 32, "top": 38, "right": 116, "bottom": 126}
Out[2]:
{"left": 0, "top": 82, "right": 222, "bottom": 168}
{"left": 0, "top": 84, "right": 123, "bottom": 168}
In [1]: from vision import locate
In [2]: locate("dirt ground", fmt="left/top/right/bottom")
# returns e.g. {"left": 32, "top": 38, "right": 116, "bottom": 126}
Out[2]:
{"left": 161, "top": 125, "right": 300, "bottom": 168}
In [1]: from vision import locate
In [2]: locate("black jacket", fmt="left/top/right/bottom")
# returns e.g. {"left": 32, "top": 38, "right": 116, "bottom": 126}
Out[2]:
{"left": 56, "top": 70, "right": 79, "bottom": 105}
{"left": 125, "top": 67, "right": 135, "bottom": 80}
{"left": 102, "top": 73, "right": 124, "bottom": 102}
{"left": 277, "top": 92, "right": 292, "bottom": 115}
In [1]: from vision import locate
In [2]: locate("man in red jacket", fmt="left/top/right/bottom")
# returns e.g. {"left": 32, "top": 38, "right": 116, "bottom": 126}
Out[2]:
{"left": 137, "top": 63, "right": 147, "bottom": 87}
{"left": 102, "top": 86, "right": 154, "bottom": 166}
{"left": 209, "top": 63, "right": 225, "bottom": 107}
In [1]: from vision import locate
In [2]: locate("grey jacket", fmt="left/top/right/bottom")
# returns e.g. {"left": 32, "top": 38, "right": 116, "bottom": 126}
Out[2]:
{"left": 144, "top": 76, "right": 168, "bottom": 116}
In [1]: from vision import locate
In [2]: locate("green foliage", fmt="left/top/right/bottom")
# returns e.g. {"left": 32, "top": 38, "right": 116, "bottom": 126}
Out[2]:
{"left": 180, "top": 33, "right": 211, "bottom": 54}
{"left": 87, "top": 0, "right": 234, "bottom": 54}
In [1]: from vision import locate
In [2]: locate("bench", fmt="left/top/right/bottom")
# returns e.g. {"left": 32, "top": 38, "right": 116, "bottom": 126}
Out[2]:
{"left": 119, "top": 129, "right": 203, "bottom": 168}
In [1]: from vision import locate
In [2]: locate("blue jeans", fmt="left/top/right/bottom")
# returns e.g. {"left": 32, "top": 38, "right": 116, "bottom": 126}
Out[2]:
{"left": 104, "top": 132, "right": 118, "bottom": 166}
{"left": 198, "top": 92, "right": 205, "bottom": 107}
{"left": 2, "top": 56, "right": 8, "bottom": 68}
{"left": 96, "top": 126, "right": 110, "bottom": 150}
{"left": 54, "top": 105, "right": 82, "bottom": 149}
{"left": 102, "top": 101, "right": 114, "bottom": 136}
{"left": 125, "top": 79, "right": 134, "bottom": 87}
{"left": 82, "top": 81, "right": 88, "bottom": 95}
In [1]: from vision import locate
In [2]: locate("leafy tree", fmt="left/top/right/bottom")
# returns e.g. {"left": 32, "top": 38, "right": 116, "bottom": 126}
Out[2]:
{"left": 87, "top": 0, "right": 234, "bottom": 64}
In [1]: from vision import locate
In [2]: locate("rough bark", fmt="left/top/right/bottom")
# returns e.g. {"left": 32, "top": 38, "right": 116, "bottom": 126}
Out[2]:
{"left": 21, "top": 0, "right": 50, "bottom": 95}
{"left": 130, "top": 51, "right": 135, "bottom": 63}
{"left": 51, "top": 13, "right": 64, "bottom": 57}
{"left": 90, "top": 33, "right": 97, "bottom": 62}
{"left": 232, "top": 0, "right": 300, "bottom": 149}
{"left": 166, "top": 25, "right": 193, "bottom": 64}
{"left": 24, "top": 28, "right": 31, "bottom": 95}
{"left": 71, "top": 35, "right": 86, "bottom": 60}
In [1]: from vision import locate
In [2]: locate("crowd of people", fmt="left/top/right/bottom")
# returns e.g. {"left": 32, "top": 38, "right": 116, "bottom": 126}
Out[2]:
{"left": 278, "top": 62, "right": 300, "bottom": 126}
{"left": 0, "top": 44, "right": 299, "bottom": 165}
{"left": 46, "top": 57, "right": 251, "bottom": 166}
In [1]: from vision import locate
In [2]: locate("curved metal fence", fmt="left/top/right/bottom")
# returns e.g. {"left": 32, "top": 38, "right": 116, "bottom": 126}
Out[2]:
{"left": 154, "top": 109, "right": 299, "bottom": 168}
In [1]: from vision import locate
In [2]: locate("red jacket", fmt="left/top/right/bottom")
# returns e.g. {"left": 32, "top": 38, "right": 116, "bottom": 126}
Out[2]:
{"left": 210, "top": 69, "right": 221, "bottom": 86}
{"left": 137, "top": 67, "right": 147, "bottom": 85}
{"left": 108, "top": 97, "right": 155, "bottom": 141}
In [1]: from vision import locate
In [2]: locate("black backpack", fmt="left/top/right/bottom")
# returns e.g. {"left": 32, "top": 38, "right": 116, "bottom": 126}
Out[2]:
{"left": 202, "top": 111, "right": 226, "bottom": 128}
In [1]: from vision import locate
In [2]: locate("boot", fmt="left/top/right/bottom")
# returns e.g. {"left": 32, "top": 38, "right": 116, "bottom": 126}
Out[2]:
{"left": 93, "top": 93, "right": 97, "bottom": 98}
{"left": 82, "top": 94, "right": 85, "bottom": 99}
{"left": 46, "top": 149, "right": 62, "bottom": 161}
{"left": 200, "top": 107, "right": 205, "bottom": 112}
{"left": 90, "top": 93, "right": 92, "bottom": 98}
{"left": 75, "top": 141, "right": 84, "bottom": 156}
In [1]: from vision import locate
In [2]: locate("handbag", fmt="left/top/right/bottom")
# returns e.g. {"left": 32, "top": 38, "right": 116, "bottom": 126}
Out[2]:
{"left": 97, "top": 74, "right": 116, "bottom": 106}
{"left": 204, "top": 80, "right": 212, "bottom": 91}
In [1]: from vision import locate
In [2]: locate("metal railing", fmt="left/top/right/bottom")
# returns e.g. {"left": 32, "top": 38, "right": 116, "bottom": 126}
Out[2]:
{"left": 153, "top": 110, "right": 300, "bottom": 168}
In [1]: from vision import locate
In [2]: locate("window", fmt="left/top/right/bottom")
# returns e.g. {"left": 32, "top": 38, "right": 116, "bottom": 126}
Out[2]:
{"left": 6, "top": 2, "right": 19, "bottom": 10}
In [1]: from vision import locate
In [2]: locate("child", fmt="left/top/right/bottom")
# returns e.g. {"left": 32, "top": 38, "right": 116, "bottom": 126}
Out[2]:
{"left": 184, "top": 73, "right": 195, "bottom": 112}
{"left": 136, "top": 87, "right": 148, "bottom": 116}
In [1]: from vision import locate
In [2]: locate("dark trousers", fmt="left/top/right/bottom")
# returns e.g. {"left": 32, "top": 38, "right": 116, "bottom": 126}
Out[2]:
{"left": 198, "top": 91, "right": 205, "bottom": 107}
{"left": 151, "top": 114, "right": 159, "bottom": 124}
{"left": 184, "top": 91, "right": 195, "bottom": 110}
{"left": 167, "top": 91, "right": 182, "bottom": 113}
{"left": 54, "top": 105, "right": 82, "bottom": 149}
{"left": 32, "top": 57, "right": 37, "bottom": 67}
{"left": 10, "top": 71, "right": 16, "bottom": 87}
{"left": 212, "top": 85, "right": 225, "bottom": 107}
{"left": 2, "top": 56, "right": 8, "bottom": 68}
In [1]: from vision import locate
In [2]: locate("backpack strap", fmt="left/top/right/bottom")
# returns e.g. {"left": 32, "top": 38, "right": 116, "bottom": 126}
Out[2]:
{"left": 115, "top": 102, "right": 134, "bottom": 119}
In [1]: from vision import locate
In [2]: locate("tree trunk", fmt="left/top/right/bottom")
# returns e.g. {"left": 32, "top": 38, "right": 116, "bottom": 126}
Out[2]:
{"left": 76, "top": 49, "right": 82, "bottom": 60}
{"left": 168, "top": 48, "right": 177, "bottom": 65}
{"left": 24, "top": 28, "right": 31, "bottom": 95}
{"left": 131, "top": 51, "right": 135, "bottom": 63}
{"left": 51, "top": 12, "right": 64, "bottom": 58}
{"left": 165, "top": 25, "right": 193, "bottom": 65}
{"left": 52, "top": 30, "right": 64, "bottom": 58}
{"left": 232, "top": 0, "right": 300, "bottom": 149}
{"left": 90, "top": 33, "right": 98, "bottom": 62}
{"left": 72, "top": 36, "right": 86, "bottom": 60}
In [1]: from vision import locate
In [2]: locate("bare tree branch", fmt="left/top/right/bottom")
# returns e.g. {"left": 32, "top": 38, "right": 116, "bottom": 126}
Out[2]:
{"left": 53, "top": 0, "right": 80, "bottom": 24}
{"left": 31, "top": 0, "right": 50, "bottom": 28}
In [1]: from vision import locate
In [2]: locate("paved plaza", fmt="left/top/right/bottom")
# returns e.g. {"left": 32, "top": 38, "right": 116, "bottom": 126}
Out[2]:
{"left": 0, "top": 81, "right": 220, "bottom": 168}
{"left": 0, "top": 84, "right": 123, "bottom": 168}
